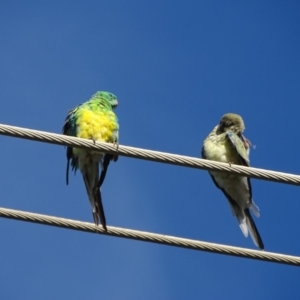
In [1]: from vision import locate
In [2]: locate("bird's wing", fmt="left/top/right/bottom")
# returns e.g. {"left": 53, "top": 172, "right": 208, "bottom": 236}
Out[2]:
{"left": 62, "top": 105, "right": 81, "bottom": 185}
{"left": 98, "top": 154, "right": 113, "bottom": 188}
{"left": 226, "top": 131, "right": 249, "bottom": 166}
{"left": 226, "top": 131, "right": 253, "bottom": 200}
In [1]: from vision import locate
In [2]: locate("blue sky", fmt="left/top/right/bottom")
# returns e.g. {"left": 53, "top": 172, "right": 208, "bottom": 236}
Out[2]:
{"left": 1, "top": 1, "right": 300, "bottom": 299}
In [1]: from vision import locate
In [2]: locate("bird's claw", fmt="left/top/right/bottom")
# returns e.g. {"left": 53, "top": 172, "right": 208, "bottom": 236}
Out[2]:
{"left": 92, "top": 212, "right": 99, "bottom": 226}
{"left": 112, "top": 140, "right": 119, "bottom": 161}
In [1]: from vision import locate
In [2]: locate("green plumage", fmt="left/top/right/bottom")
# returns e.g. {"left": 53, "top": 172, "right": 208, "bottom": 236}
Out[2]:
{"left": 62, "top": 91, "right": 119, "bottom": 230}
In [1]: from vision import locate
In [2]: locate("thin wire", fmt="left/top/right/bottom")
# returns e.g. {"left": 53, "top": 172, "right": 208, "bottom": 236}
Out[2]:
{"left": 0, "top": 123, "right": 299, "bottom": 185}
{"left": 0, "top": 206, "right": 298, "bottom": 267}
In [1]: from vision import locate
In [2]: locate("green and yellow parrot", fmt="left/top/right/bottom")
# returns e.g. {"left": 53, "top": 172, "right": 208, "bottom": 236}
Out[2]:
{"left": 202, "top": 113, "right": 264, "bottom": 249}
{"left": 62, "top": 91, "right": 119, "bottom": 231}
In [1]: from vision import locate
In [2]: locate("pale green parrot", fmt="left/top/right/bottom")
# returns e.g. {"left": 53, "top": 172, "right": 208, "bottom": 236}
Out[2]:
{"left": 202, "top": 113, "right": 264, "bottom": 249}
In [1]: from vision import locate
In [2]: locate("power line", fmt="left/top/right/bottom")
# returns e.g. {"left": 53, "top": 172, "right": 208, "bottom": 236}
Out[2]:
{"left": 0, "top": 123, "right": 299, "bottom": 186}
{"left": 0, "top": 122, "right": 299, "bottom": 265}
{"left": 0, "top": 206, "right": 299, "bottom": 267}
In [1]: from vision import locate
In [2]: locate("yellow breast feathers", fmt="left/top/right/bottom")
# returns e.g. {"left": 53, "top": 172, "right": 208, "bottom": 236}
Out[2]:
{"left": 76, "top": 109, "right": 118, "bottom": 143}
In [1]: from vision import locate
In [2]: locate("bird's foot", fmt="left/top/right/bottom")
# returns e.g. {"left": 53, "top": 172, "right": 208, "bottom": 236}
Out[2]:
{"left": 113, "top": 140, "right": 119, "bottom": 150}
{"left": 92, "top": 212, "right": 99, "bottom": 227}
{"left": 113, "top": 140, "right": 119, "bottom": 161}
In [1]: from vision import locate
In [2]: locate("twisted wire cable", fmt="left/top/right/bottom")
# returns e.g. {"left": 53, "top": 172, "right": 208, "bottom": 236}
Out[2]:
{"left": 0, "top": 123, "right": 299, "bottom": 185}
{"left": 0, "top": 206, "right": 299, "bottom": 267}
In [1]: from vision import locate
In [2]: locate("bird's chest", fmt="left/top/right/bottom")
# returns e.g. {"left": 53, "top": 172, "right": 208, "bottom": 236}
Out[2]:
{"left": 206, "top": 138, "right": 239, "bottom": 164}
{"left": 76, "top": 109, "right": 117, "bottom": 142}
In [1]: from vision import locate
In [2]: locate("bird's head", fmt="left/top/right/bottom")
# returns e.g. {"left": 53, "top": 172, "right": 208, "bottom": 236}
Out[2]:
{"left": 93, "top": 91, "right": 118, "bottom": 109}
{"left": 218, "top": 113, "right": 245, "bottom": 134}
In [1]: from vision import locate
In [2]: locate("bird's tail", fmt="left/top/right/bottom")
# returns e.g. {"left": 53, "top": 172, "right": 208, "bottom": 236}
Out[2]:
{"left": 82, "top": 162, "right": 107, "bottom": 231}
{"left": 244, "top": 209, "right": 264, "bottom": 250}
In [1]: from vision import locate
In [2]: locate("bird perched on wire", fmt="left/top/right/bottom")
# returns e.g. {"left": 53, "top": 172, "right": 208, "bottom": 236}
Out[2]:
{"left": 201, "top": 113, "right": 264, "bottom": 249}
{"left": 62, "top": 91, "right": 119, "bottom": 231}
